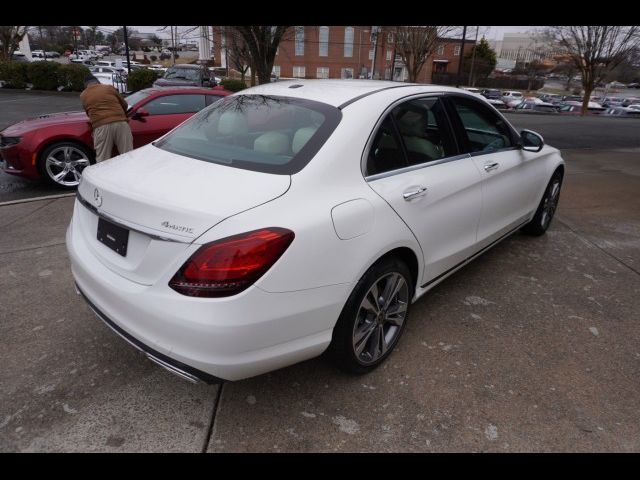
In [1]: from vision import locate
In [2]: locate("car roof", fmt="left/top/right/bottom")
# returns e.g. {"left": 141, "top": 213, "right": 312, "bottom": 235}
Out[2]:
{"left": 234, "top": 79, "right": 474, "bottom": 108}
{"left": 167, "top": 64, "right": 203, "bottom": 69}
{"left": 139, "top": 86, "right": 229, "bottom": 96}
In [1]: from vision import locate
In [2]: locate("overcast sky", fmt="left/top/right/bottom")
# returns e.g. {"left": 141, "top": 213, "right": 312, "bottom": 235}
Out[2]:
{"left": 101, "top": 26, "right": 538, "bottom": 41}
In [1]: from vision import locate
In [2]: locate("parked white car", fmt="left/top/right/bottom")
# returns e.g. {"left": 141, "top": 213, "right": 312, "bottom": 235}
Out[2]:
{"left": 67, "top": 80, "right": 565, "bottom": 383}
{"left": 502, "top": 90, "right": 523, "bottom": 104}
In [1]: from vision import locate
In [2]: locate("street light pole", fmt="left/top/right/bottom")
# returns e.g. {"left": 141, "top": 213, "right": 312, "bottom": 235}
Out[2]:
{"left": 123, "top": 26, "right": 131, "bottom": 75}
{"left": 469, "top": 26, "right": 480, "bottom": 87}
{"left": 456, "top": 26, "right": 467, "bottom": 88}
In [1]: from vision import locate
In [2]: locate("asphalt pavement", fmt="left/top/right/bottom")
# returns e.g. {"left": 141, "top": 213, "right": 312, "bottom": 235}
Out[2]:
{"left": 1, "top": 90, "right": 639, "bottom": 203}
{"left": 1, "top": 89, "right": 640, "bottom": 452}
{"left": 1, "top": 147, "right": 639, "bottom": 452}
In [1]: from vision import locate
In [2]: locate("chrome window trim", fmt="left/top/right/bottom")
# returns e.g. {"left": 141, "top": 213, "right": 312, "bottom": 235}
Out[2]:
{"left": 360, "top": 91, "right": 458, "bottom": 179}
{"left": 75, "top": 192, "right": 185, "bottom": 243}
{"left": 365, "top": 153, "right": 471, "bottom": 182}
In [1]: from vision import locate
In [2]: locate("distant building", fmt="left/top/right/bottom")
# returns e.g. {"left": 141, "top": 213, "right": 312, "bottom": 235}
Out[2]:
{"left": 212, "top": 26, "right": 473, "bottom": 83}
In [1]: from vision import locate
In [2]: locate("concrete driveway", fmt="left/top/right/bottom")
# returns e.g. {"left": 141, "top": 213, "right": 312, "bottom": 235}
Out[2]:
{"left": 1, "top": 148, "right": 639, "bottom": 452}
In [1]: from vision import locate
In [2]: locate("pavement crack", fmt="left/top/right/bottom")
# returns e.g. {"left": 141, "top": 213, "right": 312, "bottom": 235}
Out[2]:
{"left": 0, "top": 199, "right": 56, "bottom": 229}
{"left": 556, "top": 216, "right": 640, "bottom": 278}
{"left": 202, "top": 382, "right": 224, "bottom": 453}
{"left": 0, "top": 241, "right": 66, "bottom": 256}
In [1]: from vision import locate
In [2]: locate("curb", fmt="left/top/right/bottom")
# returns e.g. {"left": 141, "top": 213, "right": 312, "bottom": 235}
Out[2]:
{"left": 0, "top": 88, "right": 80, "bottom": 97}
{"left": 0, "top": 192, "right": 75, "bottom": 207}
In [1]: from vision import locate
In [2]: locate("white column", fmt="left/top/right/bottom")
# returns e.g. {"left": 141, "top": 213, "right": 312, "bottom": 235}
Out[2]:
{"left": 198, "top": 26, "right": 210, "bottom": 63}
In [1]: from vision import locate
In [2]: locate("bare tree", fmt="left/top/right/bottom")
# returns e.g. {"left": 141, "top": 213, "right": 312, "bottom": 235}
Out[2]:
{"left": 0, "top": 26, "right": 30, "bottom": 61}
{"left": 213, "top": 26, "right": 251, "bottom": 82}
{"left": 545, "top": 26, "right": 640, "bottom": 114}
{"left": 228, "top": 26, "right": 292, "bottom": 85}
{"left": 392, "top": 26, "right": 458, "bottom": 83}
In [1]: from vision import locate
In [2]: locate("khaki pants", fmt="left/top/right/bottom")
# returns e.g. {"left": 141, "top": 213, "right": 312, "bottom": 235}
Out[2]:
{"left": 93, "top": 121, "right": 134, "bottom": 162}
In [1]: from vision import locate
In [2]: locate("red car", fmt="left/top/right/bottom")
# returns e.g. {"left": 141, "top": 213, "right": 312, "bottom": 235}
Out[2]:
{"left": 0, "top": 86, "right": 231, "bottom": 188}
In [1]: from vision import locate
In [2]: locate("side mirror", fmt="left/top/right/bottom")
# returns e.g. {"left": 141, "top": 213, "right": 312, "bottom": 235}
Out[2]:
{"left": 519, "top": 129, "right": 544, "bottom": 152}
{"left": 132, "top": 108, "right": 149, "bottom": 119}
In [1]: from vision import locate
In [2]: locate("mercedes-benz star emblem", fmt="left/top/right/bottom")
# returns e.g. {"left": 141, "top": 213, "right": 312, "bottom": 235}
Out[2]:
{"left": 94, "top": 188, "right": 102, "bottom": 207}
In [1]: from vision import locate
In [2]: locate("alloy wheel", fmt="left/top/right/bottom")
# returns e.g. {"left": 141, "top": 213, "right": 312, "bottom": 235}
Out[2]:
{"left": 44, "top": 145, "right": 91, "bottom": 187}
{"left": 540, "top": 179, "right": 561, "bottom": 229}
{"left": 352, "top": 272, "right": 409, "bottom": 365}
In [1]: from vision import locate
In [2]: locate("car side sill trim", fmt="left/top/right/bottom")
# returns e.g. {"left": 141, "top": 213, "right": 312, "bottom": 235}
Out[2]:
{"left": 420, "top": 220, "right": 529, "bottom": 289}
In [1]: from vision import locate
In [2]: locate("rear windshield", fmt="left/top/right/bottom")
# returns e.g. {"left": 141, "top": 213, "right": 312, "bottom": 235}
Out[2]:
{"left": 164, "top": 67, "right": 201, "bottom": 81}
{"left": 154, "top": 94, "right": 342, "bottom": 174}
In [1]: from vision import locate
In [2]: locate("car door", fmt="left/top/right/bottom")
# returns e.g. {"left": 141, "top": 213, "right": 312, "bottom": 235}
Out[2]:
{"left": 129, "top": 93, "right": 207, "bottom": 148}
{"left": 365, "top": 95, "right": 484, "bottom": 286}
{"left": 445, "top": 94, "right": 544, "bottom": 249}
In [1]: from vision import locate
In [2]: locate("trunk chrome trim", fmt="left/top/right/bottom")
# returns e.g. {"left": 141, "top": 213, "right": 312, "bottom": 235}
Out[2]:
{"left": 75, "top": 192, "right": 183, "bottom": 243}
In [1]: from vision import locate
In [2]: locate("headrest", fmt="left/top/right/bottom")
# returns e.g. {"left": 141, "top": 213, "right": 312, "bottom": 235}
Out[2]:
{"left": 254, "top": 132, "right": 290, "bottom": 155}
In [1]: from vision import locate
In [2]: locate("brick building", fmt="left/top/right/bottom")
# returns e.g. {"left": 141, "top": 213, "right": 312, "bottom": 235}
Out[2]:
{"left": 212, "top": 26, "right": 474, "bottom": 83}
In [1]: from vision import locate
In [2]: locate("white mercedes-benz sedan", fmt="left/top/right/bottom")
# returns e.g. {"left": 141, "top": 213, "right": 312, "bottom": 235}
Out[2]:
{"left": 66, "top": 80, "right": 565, "bottom": 383}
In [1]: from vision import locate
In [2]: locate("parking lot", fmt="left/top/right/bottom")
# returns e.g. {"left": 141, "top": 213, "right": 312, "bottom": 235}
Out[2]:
{"left": 1, "top": 91, "right": 640, "bottom": 452}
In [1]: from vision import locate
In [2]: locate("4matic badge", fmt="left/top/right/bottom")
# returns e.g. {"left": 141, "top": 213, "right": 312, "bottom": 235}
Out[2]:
{"left": 161, "top": 221, "right": 194, "bottom": 234}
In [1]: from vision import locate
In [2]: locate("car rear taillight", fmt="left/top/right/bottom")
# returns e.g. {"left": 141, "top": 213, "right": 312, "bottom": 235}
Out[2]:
{"left": 169, "top": 228, "right": 295, "bottom": 298}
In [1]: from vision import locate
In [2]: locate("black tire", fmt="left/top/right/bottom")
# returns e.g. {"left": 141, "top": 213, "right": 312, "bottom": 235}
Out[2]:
{"left": 328, "top": 257, "right": 413, "bottom": 375}
{"left": 39, "top": 141, "right": 95, "bottom": 189}
{"left": 521, "top": 169, "right": 563, "bottom": 236}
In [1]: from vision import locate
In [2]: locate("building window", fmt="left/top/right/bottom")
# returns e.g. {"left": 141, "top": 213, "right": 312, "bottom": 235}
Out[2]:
{"left": 386, "top": 50, "right": 392, "bottom": 61}
{"left": 387, "top": 32, "right": 393, "bottom": 43}
{"left": 293, "top": 66, "right": 306, "bottom": 78}
{"left": 454, "top": 45, "right": 461, "bottom": 56}
{"left": 369, "top": 49, "right": 374, "bottom": 60}
{"left": 316, "top": 67, "right": 329, "bottom": 79}
{"left": 344, "top": 27, "right": 354, "bottom": 57}
{"left": 341, "top": 67, "right": 354, "bottom": 79}
{"left": 272, "top": 65, "right": 280, "bottom": 77}
{"left": 295, "top": 26, "right": 304, "bottom": 56}
{"left": 437, "top": 45, "right": 444, "bottom": 56}
{"left": 319, "top": 26, "right": 329, "bottom": 57}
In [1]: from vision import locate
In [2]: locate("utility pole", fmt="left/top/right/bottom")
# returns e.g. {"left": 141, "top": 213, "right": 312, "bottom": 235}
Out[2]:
{"left": 456, "top": 26, "right": 467, "bottom": 88}
{"left": 469, "top": 26, "right": 480, "bottom": 87}
{"left": 123, "top": 26, "right": 131, "bottom": 75}
{"left": 370, "top": 26, "right": 379, "bottom": 79}
{"left": 171, "top": 26, "right": 176, "bottom": 65}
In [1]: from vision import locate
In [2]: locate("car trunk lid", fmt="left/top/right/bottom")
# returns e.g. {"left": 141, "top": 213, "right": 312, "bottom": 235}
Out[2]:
{"left": 76, "top": 143, "right": 291, "bottom": 285}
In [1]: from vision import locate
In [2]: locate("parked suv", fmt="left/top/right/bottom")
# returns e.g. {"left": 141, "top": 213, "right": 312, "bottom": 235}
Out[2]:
{"left": 153, "top": 64, "right": 215, "bottom": 88}
{"left": 481, "top": 89, "right": 502, "bottom": 100}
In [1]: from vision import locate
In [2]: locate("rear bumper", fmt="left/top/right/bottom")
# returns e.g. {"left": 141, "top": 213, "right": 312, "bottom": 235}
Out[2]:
{"left": 75, "top": 283, "right": 223, "bottom": 384}
{"left": 66, "top": 213, "right": 351, "bottom": 382}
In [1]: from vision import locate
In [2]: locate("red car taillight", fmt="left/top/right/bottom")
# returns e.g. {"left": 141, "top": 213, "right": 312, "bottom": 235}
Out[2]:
{"left": 169, "top": 228, "right": 295, "bottom": 297}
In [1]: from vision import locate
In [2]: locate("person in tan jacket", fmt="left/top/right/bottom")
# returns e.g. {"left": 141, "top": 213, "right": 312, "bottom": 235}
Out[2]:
{"left": 80, "top": 74, "right": 134, "bottom": 162}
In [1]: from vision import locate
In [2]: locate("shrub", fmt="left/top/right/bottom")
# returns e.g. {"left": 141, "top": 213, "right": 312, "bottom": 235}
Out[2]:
{"left": 57, "top": 64, "right": 91, "bottom": 91}
{"left": 159, "top": 53, "right": 170, "bottom": 60}
{"left": 0, "top": 61, "right": 29, "bottom": 88}
{"left": 127, "top": 69, "right": 158, "bottom": 92}
{"left": 150, "top": 55, "right": 157, "bottom": 62}
{"left": 220, "top": 78, "right": 247, "bottom": 92}
{"left": 27, "top": 61, "right": 60, "bottom": 90}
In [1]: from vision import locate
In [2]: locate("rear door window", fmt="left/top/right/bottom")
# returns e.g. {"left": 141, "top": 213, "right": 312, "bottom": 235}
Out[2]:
{"left": 143, "top": 94, "right": 206, "bottom": 115}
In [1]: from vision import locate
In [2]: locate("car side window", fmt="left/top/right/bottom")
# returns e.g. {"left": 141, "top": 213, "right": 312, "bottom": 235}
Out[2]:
{"left": 205, "top": 94, "right": 224, "bottom": 106}
{"left": 448, "top": 96, "right": 514, "bottom": 154}
{"left": 390, "top": 97, "right": 455, "bottom": 166}
{"left": 143, "top": 94, "right": 206, "bottom": 115}
{"left": 367, "top": 116, "right": 407, "bottom": 176}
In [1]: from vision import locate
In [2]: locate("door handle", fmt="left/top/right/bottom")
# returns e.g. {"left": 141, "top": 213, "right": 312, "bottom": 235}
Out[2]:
{"left": 403, "top": 186, "right": 427, "bottom": 201}
{"left": 484, "top": 162, "right": 499, "bottom": 172}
